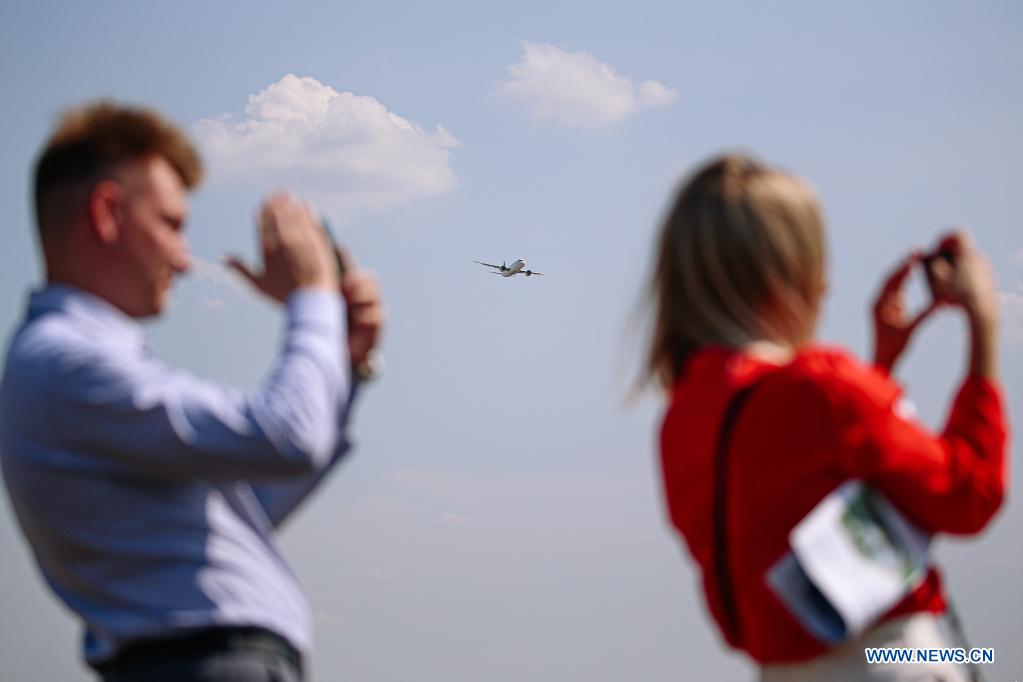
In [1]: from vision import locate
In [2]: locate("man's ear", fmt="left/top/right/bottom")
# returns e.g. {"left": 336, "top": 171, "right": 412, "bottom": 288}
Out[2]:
{"left": 87, "top": 180, "right": 124, "bottom": 245}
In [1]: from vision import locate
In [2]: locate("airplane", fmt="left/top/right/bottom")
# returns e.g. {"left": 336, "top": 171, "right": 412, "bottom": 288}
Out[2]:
{"left": 474, "top": 259, "right": 545, "bottom": 277}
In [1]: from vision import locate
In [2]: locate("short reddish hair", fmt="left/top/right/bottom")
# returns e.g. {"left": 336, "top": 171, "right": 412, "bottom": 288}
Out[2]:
{"left": 33, "top": 101, "right": 202, "bottom": 237}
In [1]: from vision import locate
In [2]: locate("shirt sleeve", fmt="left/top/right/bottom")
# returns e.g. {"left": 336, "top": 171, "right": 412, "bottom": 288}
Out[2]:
{"left": 248, "top": 379, "right": 361, "bottom": 528}
{"left": 830, "top": 360, "right": 1008, "bottom": 535}
{"left": 48, "top": 290, "right": 350, "bottom": 481}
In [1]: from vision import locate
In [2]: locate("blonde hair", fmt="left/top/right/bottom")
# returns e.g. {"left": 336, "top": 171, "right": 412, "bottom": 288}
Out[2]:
{"left": 646, "top": 154, "right": 826, "bottom": 387}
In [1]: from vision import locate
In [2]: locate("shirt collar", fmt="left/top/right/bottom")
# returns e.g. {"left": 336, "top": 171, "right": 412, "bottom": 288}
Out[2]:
{"left": 677, "top": 346, "right": 784, "bottom": 393}
{"left": 27, "top": 284, "right": 146, "bottom": 347}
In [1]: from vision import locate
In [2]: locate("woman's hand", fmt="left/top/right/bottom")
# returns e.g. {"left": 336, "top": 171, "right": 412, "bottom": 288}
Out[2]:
{"left": 926, "top": 231, "right": 999, "bottom": 378}
{"left": 925, "top": 231, "right": 999, "bottom": 328}
{"left": 871, "top": 251, "right": 937, "bottom": 374}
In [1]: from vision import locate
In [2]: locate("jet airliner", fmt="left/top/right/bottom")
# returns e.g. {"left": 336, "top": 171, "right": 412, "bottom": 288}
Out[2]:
{"left": 474, "top": 259, "right": 545, "bottom": 277}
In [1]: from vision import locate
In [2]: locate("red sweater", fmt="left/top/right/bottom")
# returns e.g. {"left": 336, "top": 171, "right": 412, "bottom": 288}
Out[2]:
{"left": 660, "top": 346, "right": 1007, "bottom": 662}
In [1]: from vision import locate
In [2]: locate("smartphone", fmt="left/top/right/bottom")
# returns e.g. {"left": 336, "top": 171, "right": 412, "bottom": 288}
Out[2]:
{"left": 321, "top": 218, "right": 347, "bottom": 277}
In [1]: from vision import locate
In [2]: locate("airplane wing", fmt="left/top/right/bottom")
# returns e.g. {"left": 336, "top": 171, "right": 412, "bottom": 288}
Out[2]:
{"left": 474, "top": 260, "right": 502, "bottom": 270}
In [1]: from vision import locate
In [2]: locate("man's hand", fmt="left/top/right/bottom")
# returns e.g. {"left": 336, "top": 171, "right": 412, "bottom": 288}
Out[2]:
{"left": 871, "top": 251, "right": 937, "bottom": 374}
{"left": 225, "top": 193, "right": 338, "bottom": 303}
{"left": 335, "top": 246, "right": 385, "bottom": 370}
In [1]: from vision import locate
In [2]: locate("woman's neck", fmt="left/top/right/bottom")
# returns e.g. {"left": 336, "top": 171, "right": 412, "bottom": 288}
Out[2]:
{"left": 741, "top": 340, "right": 796, "bottom": 364}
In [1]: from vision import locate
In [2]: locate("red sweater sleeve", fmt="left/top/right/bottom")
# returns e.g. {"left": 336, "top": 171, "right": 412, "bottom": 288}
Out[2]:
{"left": 830, "top": 362, "right": 1008, "bottom": 535}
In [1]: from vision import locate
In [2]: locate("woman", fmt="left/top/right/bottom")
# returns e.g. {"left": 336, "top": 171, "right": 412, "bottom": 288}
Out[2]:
{"left": 649, "top": 155, "right": 1006, "bottom": 681}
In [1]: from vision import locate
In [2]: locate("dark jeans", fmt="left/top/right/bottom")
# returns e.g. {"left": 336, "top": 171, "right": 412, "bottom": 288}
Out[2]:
{"left": 96, "top": 627, "right": 303, "bottom": 682}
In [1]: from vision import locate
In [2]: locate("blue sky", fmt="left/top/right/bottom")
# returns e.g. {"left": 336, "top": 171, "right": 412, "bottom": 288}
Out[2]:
{"left": 1, "top": 2, "right": 1021, "bottom": 680}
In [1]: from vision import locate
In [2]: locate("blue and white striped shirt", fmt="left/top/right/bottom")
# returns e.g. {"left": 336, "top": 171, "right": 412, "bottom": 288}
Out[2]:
{"left": 0, "top": 285, "right": 353, "bottom": 665}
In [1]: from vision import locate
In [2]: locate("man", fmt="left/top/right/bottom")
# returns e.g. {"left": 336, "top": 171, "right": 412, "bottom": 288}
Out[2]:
{"left": 0, "top": 102, "right": 384, "bottom": 681}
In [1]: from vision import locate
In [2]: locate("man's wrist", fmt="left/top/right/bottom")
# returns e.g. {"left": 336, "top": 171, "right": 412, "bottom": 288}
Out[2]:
{"left": 286, "top": 289, "right": 344, "bottom": 338}
{"left": 351, "top": 350, "right": 382, "bottom": 382}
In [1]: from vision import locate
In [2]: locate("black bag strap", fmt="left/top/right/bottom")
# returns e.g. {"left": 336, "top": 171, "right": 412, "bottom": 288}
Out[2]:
{"left": 712, "top": 377, "right": 767, "bottom": 645}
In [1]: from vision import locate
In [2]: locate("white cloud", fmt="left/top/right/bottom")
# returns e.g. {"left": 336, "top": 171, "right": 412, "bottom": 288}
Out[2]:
{"left": 194, "top": 74, "right": 459, "bottom": 219}
{"left": 499, "top": 42, "right": 677, "bottom": 130}
{"left": 186, "top": 257, "right": 256, "bottom": 303}
{"left": 1001, "top": 251, "right": 1023, "bottom": 344}
{"left": 439, "top": 510, "right": 469, "bottom": 527}
{"left": 362, "top": 566, "right": 398, "bottom": 581}
{"left": 201, "top": 297, "right": 226, "bottom": 311}
{"left": 999, "top": 287, "right": 1023, "bottom": 344}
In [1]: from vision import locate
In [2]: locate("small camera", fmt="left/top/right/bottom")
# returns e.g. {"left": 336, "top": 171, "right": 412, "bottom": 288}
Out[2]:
{"left": 922, "top": 246, "right": 956, "bottom": 303}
